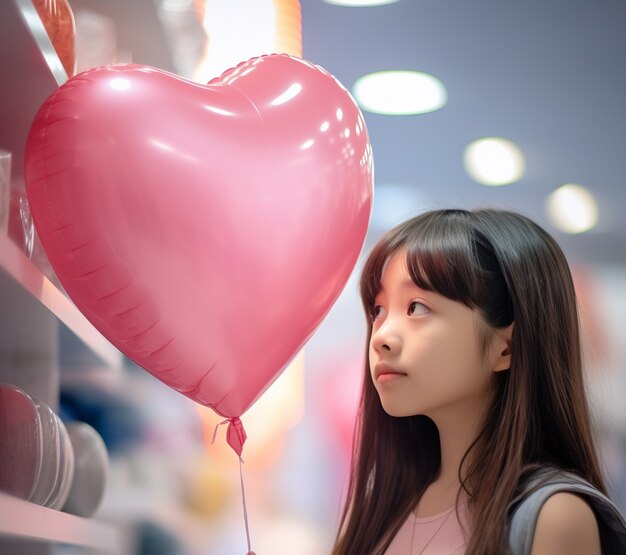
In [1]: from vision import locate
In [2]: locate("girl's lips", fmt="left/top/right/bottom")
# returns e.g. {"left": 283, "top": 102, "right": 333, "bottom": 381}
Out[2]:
{"left": 377, "top": 372, "right": 407, "bottom": 383}
{"left": 373, "top": 362, "right": 407, "bottom": 382}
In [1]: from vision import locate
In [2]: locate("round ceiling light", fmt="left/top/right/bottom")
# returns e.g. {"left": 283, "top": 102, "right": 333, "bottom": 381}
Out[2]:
{"left": 352, "top": 70, "right": 447, "bottom": 115}
{"left": 546, "top": 183, "right": 598, "bottom": 234}
{"left": 463, "top": 137, "right": 525, "bottom": 186}
{"left": 322, "top": 0, "right": 400, "bottom": 6}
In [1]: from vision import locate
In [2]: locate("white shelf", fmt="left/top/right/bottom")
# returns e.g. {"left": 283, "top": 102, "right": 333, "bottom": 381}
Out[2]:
{"left": 0, "top": 1, "right": 158, "bottom": 552}
{"left": 0, "top": 0, "right": 121, "bottom": 371}
{"left": 0, "top": 232, "right": 122, "bottom": 369}
{"left": 0, "top": 492, "right": 120, "bottom": 551}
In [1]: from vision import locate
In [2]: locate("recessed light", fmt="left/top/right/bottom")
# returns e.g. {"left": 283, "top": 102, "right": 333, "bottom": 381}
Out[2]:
{"left": 463, "top": 137, "right": 525, "bottom": 186}
{"left": 546, "top": 183, "right": 598, "bottom": 234}
{"left": 352, "top": 71, "right": 447, "bottom": 115}
{"left": 322, "top": 0, "right": 400, "bottom": 6}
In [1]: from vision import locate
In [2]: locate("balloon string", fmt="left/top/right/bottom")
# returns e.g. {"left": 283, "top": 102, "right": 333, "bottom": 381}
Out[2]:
{"left": 211, "top": 418, "right": 254, "bottom": 554}
{"left": 239, "top": 454, "right": 253, "bottom": 553}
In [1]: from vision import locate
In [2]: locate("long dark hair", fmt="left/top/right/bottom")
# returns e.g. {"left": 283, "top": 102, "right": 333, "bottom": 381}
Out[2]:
{"left": 331, "top": 208, "right": 606, "bottom": 555}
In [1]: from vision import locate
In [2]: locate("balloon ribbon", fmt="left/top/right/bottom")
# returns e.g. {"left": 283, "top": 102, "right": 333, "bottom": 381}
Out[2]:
{"left": 212, "top": 417, "right": 255, "bottom": 554}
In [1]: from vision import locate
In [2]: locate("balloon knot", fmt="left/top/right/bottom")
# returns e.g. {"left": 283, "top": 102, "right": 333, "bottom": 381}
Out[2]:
{"left": 211, "top": 416, "right": 247, "bottom": 457}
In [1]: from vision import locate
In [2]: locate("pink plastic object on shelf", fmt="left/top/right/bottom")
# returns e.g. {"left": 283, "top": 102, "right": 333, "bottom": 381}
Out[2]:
{"left": 0, "top": 149, "right": 10, "bottom": 234}
{"left": 0, "top": 384, "right": 42, "bottom": 501}
{"left": 0, "top": 384, "right": 74, "bottom": 509}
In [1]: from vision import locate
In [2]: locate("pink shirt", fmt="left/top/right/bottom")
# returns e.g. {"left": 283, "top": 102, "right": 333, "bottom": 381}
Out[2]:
{"left": 383, "top": 501, "right": 470, "bottom": 555}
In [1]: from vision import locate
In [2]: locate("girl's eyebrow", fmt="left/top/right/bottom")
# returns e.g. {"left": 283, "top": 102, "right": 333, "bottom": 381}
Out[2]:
{"left": 376, "top": 279, "right": 432, "bottom": 296}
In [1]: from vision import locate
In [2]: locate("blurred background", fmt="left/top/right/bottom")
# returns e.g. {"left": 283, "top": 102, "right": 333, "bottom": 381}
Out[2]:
{"left": 1, "top": 0, "right": 625, "bottom": 554}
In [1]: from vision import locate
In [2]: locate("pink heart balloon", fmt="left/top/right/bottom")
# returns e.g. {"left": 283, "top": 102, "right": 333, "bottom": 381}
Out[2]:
{"left": 25, "top": 55, "right": 373, "bottom": 419}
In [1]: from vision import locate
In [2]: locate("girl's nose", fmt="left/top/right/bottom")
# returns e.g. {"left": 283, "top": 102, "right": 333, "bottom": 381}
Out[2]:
{"left": 371, "top": 322, "right": 401, "bottom": 353}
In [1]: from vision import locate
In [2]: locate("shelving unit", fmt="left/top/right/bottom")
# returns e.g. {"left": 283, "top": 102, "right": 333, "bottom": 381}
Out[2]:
{"left": 0, "top": 233, "right": 121, "bottom": 370}
{"left": 0, "top": 0, "right": 67, "bottom": 173}
{"left": 0, "top": 492, "right": 119, "bottom": 551}
{"left": 0, "top": 0, "right": 122, "bottom": 552}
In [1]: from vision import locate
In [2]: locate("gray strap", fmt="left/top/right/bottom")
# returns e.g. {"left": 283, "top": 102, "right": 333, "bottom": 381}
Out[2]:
{"left": 508, "top": 470, "right": 626, "bottom": 555}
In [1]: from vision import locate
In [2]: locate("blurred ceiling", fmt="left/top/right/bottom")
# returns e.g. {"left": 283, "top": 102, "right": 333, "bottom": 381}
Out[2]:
{"left": 69, "top": 0, "right": 626, "bottom": 264}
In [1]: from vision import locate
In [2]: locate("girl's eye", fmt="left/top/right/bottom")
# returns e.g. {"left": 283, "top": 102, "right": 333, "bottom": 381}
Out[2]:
{"left": 408, "top": 301, "right": 428, "bottom": 316}
{"left": 371, "top": 305, "right": 385, "bottom": 322}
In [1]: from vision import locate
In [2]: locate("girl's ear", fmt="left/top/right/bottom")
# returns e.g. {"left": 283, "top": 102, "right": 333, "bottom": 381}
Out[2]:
{"left": 492, "top": 322, "right": 514, "bottom": 373}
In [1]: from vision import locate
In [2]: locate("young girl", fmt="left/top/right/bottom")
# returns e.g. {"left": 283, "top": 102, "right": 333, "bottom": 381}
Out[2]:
{"left": 331, "top": 208, "right": 623, "bottom": 555}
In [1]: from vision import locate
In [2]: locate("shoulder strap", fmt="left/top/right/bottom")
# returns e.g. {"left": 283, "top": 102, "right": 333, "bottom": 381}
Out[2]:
{"left": 507, "top": 468, "right": 626, "bottom": 555}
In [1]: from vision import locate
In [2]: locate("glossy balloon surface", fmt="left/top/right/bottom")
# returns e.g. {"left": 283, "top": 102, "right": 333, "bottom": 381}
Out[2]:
{"left": 25, "top": 55, "right": 373, "bottom": 417}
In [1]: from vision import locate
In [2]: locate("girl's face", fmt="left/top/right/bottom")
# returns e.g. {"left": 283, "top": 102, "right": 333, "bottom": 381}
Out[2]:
{"left": 369, "top": 250, "right": 508, "bottom": 419}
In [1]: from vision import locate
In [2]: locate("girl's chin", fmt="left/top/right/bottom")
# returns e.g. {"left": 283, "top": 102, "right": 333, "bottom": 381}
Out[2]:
{"left": 379, "top": 401, "right": 426, "bottom": 418}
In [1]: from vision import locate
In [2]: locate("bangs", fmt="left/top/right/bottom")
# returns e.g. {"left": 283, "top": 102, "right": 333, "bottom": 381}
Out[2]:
{"left": 360, "top": 210, "right": 483, "bottom": 318}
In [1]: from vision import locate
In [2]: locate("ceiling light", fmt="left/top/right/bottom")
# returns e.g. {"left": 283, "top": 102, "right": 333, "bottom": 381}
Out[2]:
{"left": 463, "top": 137, "right": 525, "bottom": 186}
{"left": 322, "top": 0, "right": 400, "bottom": 6}
{"left": 193, "top": 0, "right": 301, "bottom": 83}
{"left": 546, "top": 183, "right": 598, "bottom": 234}
{"left": 352, "top": 71, "right": 447, "bottom": 115}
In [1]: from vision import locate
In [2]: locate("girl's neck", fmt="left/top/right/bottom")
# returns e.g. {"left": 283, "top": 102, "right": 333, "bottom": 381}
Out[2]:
{"left": 417, "top": 396, "right": 489, "bottom": 515}
{"left": 437, "top": 394, "right": 488, "bottom": 479}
